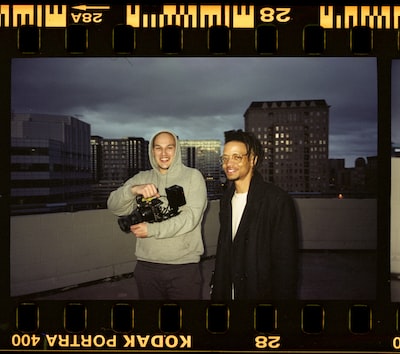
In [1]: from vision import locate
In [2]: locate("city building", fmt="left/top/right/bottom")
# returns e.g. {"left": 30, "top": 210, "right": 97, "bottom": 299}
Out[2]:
{"left": 90, "top": 136, "right": 149, "bottom": 206}
{"left": 328, "top": 158, "right": 346, "bottom": 191}
{"left": 90, "top": 135, "right": 103, "bottom": 183}
{"left": 97, "top": 137, "right": 149, "bottom": 183}
{"left": 11, "top": 113, "right": 92, "bottom": 214}
{"left": 180, "top": 139, "right": 222, "bottom": 199}
{"left": 329, "top": 156, "right": 377, "bottom": 197}
{"left": 244, "top": 99, "right": 330, "bottom": 193}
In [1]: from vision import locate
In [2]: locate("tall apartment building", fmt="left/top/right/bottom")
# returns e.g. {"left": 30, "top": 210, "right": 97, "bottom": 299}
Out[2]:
{"left": 180, "top": 139, "right": 222, "bottom": 199}
{"left": 11, "top": 113, "right": 92, "bottom": 214}
{"left": 90, "top": 136, "right": 149, "bottom": 205}
{"left": 92, "top": 137, "right": 149, "bottom": 183}
{"left": 244, "top": 99, "right": 330, "bottom": 193}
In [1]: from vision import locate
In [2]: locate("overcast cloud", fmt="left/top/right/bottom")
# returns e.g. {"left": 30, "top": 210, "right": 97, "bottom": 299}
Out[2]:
{"left": 11, "top": 57, "right": 378, "bottom": 167}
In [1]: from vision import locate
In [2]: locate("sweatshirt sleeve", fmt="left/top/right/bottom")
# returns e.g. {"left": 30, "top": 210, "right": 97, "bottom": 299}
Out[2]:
{"left": 107, "top": 176, "right": 140, "bottom": 216}
{"left": 146, "top": 169, "right": 207, "bottom": 239}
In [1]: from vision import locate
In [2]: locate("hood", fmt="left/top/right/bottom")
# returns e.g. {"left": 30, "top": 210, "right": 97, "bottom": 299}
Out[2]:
{"left": 148, "top": 130, "right": 183, "bottom": 176}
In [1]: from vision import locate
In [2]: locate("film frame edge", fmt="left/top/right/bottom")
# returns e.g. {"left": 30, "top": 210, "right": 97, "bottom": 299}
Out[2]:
{"left": 0, "top": 2, "right": 396, "bottom": 353}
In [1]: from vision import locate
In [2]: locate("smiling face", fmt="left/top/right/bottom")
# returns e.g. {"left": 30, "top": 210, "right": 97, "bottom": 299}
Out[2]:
{"left": 152, "top": 132, "right": 176, "bottom": 174}
{"left": 222, "top": 140, "right": 257, "bottom": 192}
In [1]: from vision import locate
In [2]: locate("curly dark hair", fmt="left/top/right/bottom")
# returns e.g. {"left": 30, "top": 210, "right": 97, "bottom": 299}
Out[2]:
{"left": 224, "top": 129, "right": 264, "bottom": 168}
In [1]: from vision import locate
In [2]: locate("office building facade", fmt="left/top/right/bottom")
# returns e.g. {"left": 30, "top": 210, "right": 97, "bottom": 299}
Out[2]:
{"left": 11, "top": 113, "right": 92, "bottom": 214}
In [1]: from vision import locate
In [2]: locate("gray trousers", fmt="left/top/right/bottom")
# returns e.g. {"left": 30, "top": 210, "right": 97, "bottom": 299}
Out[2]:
{"left": 134, "top": 261, "right": 202, "bottom": 300}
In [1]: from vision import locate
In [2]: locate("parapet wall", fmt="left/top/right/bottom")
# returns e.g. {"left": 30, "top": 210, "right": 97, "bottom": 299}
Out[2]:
{"left": 10, "top": 198, "right": 377, "bottom": 296}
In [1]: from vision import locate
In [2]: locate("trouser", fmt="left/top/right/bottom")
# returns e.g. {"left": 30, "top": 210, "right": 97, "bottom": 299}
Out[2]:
{"left": 133, "top": 261, "right": 203, "bottom": 300}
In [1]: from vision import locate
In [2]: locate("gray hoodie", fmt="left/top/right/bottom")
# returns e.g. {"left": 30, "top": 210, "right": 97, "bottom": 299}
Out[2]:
{"left": 107, "top": 130, "right": 208, "bottom": 264}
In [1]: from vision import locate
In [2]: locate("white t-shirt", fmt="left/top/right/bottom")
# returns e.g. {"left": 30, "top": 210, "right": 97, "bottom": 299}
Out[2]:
{"left": 231, "top": 191, "right": 248, "bottom": 240}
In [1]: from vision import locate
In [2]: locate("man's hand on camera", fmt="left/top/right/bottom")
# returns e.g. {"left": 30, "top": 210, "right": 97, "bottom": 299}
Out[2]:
{"left": 130, "top": 222, "right": 148, "bottom": 238}
{"left": 131, "top": 184, "right": 160, "bottom": 199}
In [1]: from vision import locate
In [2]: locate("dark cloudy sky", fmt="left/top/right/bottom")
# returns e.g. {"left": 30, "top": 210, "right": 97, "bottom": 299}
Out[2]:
{"left": 11, "top": 57, "right": 378, "bottom": 167}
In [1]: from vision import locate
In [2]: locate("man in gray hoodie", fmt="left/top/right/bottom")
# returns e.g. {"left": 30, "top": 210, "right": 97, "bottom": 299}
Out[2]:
{"left": 107, "top": 130, "right": 208, "bottom": 299}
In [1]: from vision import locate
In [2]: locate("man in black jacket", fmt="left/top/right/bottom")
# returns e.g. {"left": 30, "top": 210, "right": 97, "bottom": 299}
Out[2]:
{"left": 211, "top": 130, "right": 299, "bottom": 300}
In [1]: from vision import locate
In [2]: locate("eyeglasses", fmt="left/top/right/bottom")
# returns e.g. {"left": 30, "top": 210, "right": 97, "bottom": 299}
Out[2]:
{"left": 219, "top": 153, "right": 248, "bottom": 165}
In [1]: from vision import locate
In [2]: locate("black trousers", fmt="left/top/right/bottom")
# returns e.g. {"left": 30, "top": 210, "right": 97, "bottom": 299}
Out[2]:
{"left": 134, "top": 261, "right": 202, "bottom": 300}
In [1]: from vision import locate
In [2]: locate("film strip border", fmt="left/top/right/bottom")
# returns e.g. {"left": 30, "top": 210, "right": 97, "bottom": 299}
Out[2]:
{"left": 6, "top": 300, "right": 400, "bottom": 351}
{"left": 0, "top": 4, "right": 398, "bottom": 56}
{"left": 0, "top": 2, "right": 395, "bottom": 353}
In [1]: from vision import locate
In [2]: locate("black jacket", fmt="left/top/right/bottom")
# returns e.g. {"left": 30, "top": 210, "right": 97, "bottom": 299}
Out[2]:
{"left": 211, "top": 171, "right": 299, "bottom": 300}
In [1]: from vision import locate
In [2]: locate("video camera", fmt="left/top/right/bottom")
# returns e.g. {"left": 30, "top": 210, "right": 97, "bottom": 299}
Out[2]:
{"left": 117, "top": 185, "right": 186, "bottom": 233}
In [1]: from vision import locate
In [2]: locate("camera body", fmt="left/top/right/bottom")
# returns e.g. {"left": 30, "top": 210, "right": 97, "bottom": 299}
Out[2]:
{"left": 118, "top": 185, "right": 186, "bottom": 233}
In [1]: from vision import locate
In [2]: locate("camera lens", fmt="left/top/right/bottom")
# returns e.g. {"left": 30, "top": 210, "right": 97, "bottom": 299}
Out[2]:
{"left": 118, "top": 216, "right": 132, "bottom": 233}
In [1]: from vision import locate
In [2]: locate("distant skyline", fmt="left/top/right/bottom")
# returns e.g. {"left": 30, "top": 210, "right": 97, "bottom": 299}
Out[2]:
{"left": 11, "top": 57, "right": 377, "bottom": 167}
